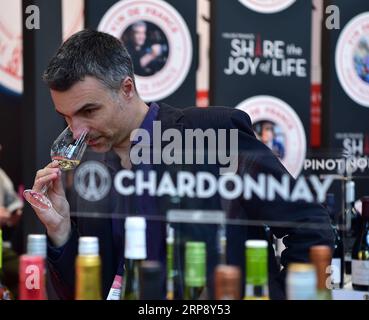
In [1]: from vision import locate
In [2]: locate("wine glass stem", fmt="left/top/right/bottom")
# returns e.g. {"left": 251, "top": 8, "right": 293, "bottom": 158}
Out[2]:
{"left": 40, "top": 182, "right": 50, "bottom": 195}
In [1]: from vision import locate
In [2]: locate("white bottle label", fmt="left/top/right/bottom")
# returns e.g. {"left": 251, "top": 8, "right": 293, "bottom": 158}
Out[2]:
{"left": 331, "top": 258, "right": 341, "bottom": 284}
{"left": 352, "top": 260, "right": 369, "bottom": 286}
{"left": 106, "top": 275, "right": 122, "bottom": 300}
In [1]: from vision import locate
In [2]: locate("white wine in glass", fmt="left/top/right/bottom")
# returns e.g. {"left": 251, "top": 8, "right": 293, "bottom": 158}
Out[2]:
{"left": 23, "top": 126, "right": 88, "bottom": 210}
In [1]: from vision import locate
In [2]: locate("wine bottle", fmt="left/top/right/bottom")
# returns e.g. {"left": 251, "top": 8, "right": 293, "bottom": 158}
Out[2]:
{"left": 345, "top": 181, "right": 359, "bottom": 232}
{"left": 310, "top": 245, "right": 332, "bottom": 300}
{"left": 0, "top": 229, "right": 12, "bottom": 300}
{"left": 344, "top": 181, "right": 359, "bottom": 275}
{"left": 218, "top": 225, "right": 227, "bottom": 265}
{"left": 184, "top": 241, "right": 206, "bottom": 300}
{"left": 214, "top": 265, "right": 241, "bottom": 300}
{"left": 325, "top": 193, "right": 345, "bottom": 289}
{"left": 139, "top": 260, "right": 162, "bottom": 299}
{"left": 19, "top": 255, "right": 47, "bottom": 300}
{"left": 75, "top": 237, "right": 102, "bottom": 300}
{"left": 27, "top": 234, "right": 47, "bottom": 258}
{"left": 244, "top": 240, "right": 269, "bottom": 300}
{"left": 121, "top": 217, "right": 147, "bottom": 300}
{"left": 172, "top": 225, "right": 183, "bottom": 300}
{"left": 286, "top": 263, "right": 317, "bottom": 300}
{"left": 19, "top": 234, "right": 48, "bottom": 300}
{"left": 351, "top": 196, "right": 369, "bottom": 291}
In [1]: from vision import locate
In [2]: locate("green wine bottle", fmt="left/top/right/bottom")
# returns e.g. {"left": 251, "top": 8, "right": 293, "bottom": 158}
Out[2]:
{"left": 244, "top": 240, "right": 269, "bottom": 300}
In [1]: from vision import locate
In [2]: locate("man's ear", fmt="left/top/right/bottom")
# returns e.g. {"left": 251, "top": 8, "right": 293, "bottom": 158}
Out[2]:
{"left": 121, "top": 77, "right": 135, "bottom": 99}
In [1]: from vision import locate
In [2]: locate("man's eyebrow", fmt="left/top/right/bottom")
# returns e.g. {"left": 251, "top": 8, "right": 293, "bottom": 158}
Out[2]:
{"left": 56, "top": 103, "right": 100, "bottom": 117}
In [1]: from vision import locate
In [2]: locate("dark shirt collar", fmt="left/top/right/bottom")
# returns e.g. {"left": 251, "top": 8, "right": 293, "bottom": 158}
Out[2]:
{"left": 131, "top": 102, "right": 160, "bottom": 146}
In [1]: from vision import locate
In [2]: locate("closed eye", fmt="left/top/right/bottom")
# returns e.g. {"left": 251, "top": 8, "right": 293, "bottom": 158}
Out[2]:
{"left": 83, "top": 108, "right": 97, "bottom": 117}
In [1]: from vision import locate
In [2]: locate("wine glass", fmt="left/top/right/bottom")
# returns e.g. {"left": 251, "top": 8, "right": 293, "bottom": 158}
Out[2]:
{"left": 23, "top": 126, "right": 88, "bottom": 210}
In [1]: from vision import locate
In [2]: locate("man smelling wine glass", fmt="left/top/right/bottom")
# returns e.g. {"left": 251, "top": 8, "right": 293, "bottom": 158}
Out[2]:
{"left": 27, "top": 29, "right": 334, "bottom": 300}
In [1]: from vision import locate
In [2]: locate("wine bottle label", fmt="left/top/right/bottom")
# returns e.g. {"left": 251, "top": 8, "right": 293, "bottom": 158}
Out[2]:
{"left": 185, "top": 257, "right": 206, "bottom": 287}
{"left": 352, "top": 260, "right": 369, "bottom": 285}
{"left": 106, "top": 275, "right": 122, "bottom": 300}
{"left": 331, "top": 258, "right": 342, "bottom": 284}
{"left": 185, "top": 242, "right": 206, "bottom": 287}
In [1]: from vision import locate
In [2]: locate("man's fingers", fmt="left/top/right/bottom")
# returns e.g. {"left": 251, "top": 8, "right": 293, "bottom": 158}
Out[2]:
{"left": 35, "top": 167, "right": 60, "bottom": 180}
{"left": 33, "top": 172, "right": 59, "bottom": 192}
{"left": 34, "top": 167, "right": 60, "bottom": 186}
{"left": 46, "top": 160, "right": 59, "bottom": 168}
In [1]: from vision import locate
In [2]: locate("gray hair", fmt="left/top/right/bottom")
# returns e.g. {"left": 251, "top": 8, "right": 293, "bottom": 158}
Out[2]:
{"left": 43, "top": 29, "right": 136, "bottom": 92}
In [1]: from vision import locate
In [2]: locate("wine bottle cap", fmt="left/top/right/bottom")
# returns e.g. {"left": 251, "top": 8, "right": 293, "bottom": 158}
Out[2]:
{"left": 125, "top": 216, "right": 146, "bottom": 230}
{"left": 288, "top": 263, "right": 315, "bottom": 273}
{"left": 245, "top": 240, "right": 268, "bottom": 285}
{"left": 361, "top": 196, "right": 369, "bottom": 218}
{"left": 167, "top": 226, "right": 174, "bottom": 244}
{"left": 309, "top": 245, "right": 332, "bottom": 259}
{"left": 214, "top": 265, "right": 241, "bottom": 300}
{"left": 125, "top": 217, "right": 147, "bottom": 259}
{"left": 345, "top": 181, "right": 355, "bottom": 203}
{"left": 215, "top": 265, "right": 241, "bottom": 278}
{"left": 27, "top": 234, "right": 47, "bottom": 258}
{"left": 245, "top": 240, "right": 268, "bottom": 248}
{"left": 78, "top": 237, "right": 99, "bottom": 256}
{"left": 310, "top": 245, "right": 332, "bottom": 264}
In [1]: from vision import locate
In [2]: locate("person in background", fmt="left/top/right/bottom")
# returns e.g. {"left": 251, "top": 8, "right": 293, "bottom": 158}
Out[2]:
{"left": 254, "top": 121, "right": 285, "bottom": 160}
{"left": 0, "top": 144, "right": 23, "bottom": 298}
{"left": 124, "top": 21, "right": 165, "bottom": 76}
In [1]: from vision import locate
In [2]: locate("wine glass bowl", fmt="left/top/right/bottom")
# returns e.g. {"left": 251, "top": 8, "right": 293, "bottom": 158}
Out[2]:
{"left": 23, "top": 127, "right": 88, "bottom": 210}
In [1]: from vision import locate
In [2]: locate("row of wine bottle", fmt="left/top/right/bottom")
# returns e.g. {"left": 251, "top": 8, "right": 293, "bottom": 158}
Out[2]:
{"left": 326, "top": 191, "right": 369, "bottom": 292}
{"left": 0, "top": 194, "right": 368, "bottom": 300}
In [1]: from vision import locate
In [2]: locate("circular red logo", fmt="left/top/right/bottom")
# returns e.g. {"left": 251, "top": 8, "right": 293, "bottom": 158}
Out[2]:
{"left": 236, "top": 95, "right": 306, "bottom": 178}
{"left": 336, "top": 12, "right": 369, "bottom": 108}
{"left": 238, "top": 0, "right": 296, "bottom": 14}
{"left": 98, "top": 0, "right": 192, "bottom": 102}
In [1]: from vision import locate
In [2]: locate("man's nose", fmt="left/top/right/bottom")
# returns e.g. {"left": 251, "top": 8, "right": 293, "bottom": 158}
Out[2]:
{"left": 67, "top": 118, "right": 86, "bottom": 139}
{"left": 70, "top": 125, "right": 89, "bottom": 141}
